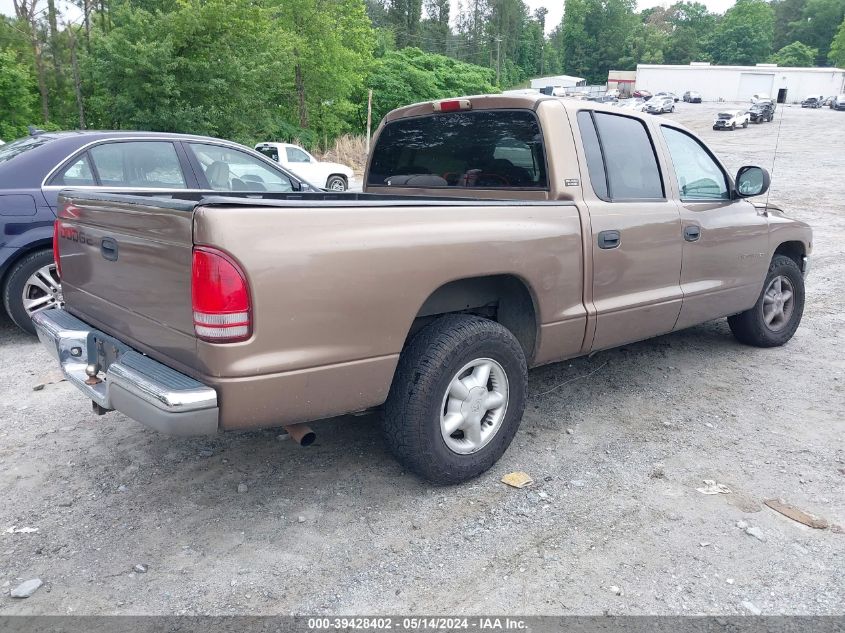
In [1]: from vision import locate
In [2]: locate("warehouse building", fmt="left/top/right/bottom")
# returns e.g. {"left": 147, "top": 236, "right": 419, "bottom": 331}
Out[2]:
{"left": 635, "top": 62, "right": 845, "bottom": 103}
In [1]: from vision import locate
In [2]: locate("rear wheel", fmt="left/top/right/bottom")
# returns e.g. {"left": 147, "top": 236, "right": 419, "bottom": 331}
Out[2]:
{"left": 326, "top": 175, "right": 347, "bottom": 191}
{"left": 2, "top": 249, "right": 62, "bottom": 335}
{"left": 728, "top": 255, "right": 804, "bottom": 347}
{"left": 383, "top": 315, "right": 527, "bottom": 484}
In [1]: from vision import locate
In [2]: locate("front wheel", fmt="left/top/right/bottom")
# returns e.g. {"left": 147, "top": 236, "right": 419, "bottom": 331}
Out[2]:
{"left": 742, "top": 120, "right": 748, "bottom": 128}
{"left": 728, "top": 255, "right": 805, "bottom": 347}
{"left": 326, "top": 175, "right": 347, "bottom": 191}
{"left": 2, "top": 249, "right": 63, "bottom": 335}
{"left": 383, "top": 315, "right": 527, "bottom": 484}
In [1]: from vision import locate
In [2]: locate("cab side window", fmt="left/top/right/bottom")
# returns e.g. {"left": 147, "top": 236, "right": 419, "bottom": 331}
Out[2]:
{"left": 661, "top": 126, "right": 730, "bottom": 201}
{"left": 285, "top": 147, "right": 311, "bottom": 163}
{"left": 577, "top": 111, "right": 664, "bottom": 201}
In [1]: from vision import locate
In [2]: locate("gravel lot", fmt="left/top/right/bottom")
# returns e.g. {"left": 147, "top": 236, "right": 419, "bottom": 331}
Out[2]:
{"left": 1, "top": 102, "right": 843, "bottom": 616}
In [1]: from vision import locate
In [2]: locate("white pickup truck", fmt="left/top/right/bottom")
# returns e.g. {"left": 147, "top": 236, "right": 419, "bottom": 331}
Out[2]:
{"left": 254, "top": 142, "right": 354, "bottom": 191}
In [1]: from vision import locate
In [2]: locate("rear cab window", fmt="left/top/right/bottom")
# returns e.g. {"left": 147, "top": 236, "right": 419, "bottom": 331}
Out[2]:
{"left": 368, "top": 110, "right": 548, "bottom": 189}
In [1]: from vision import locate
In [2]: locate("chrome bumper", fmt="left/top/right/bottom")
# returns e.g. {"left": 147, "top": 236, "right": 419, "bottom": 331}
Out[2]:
{"left": 32, "top": 309, "right": 218, "bottom": 435}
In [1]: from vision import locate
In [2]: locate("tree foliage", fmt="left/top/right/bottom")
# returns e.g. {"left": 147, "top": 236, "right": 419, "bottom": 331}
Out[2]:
{"left": 830, "top": 16, "right": 845, "bottom": 65}
{"left": 771, "top": 40, "right": 819, "bottom": 65}
{"left": 0, "top": 48, "right": 38, "bottom": 139}
{"left": 709, "top": 0, "right": 774, "bottom": 65}
{"left": 2, "top": 0, "right": 845, "bottom": 149}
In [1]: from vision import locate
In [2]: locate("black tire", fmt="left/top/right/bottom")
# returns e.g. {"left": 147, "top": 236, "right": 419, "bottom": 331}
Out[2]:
{"left": 742, "top": 120, "right": 748, "bottom": 128}
{"left": 383, "top": 314, "right": 527, "bottom": 485}
{"left": 728, "top": 255, "right": 805, "bottom": 348}
{"left": 731, "top": 123, "right": 736, "bottom": 130}
{"left": 326, "top": 175, "right": 347, "bottom": 191}
{"left": 2, "top": 249, "right": 59, "bottom": 335}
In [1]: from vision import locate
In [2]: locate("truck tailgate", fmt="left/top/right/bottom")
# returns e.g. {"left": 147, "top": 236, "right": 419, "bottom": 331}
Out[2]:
{"left": 56, "top": 193, "right": 198, "bottom": 372}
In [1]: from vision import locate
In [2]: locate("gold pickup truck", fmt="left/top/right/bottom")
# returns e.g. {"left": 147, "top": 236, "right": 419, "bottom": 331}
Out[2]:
{"left": 34, "top": 95, "right": 812, "bottom": 484}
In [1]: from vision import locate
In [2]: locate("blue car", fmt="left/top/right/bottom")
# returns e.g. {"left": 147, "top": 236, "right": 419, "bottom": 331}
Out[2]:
{"left": 0, "top": 130, "right": 315, "bottom": 334}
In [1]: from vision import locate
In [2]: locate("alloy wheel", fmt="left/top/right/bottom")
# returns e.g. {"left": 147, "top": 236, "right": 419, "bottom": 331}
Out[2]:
{"left": 22, "top": 263, "right": 63, "bottom": 317}
{"left": 440, "top": 358, "right": 509, "bottom": 455}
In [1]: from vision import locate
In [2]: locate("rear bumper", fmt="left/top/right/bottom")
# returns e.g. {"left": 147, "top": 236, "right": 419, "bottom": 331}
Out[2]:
{"left": 32, "top": 309, "right": 218, "bottom": 435}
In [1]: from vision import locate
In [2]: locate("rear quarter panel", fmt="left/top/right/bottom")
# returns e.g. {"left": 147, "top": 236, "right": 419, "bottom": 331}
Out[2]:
{"left": 193, "top": 201, "right": 586, "bottom": 427}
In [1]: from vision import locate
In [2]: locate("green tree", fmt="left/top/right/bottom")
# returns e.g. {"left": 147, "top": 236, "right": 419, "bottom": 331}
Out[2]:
{"left": 771, "top": 40, "right": 819, "bottom": 65}
{"left": 367, "top": 47, "right": 497, "bottom": 123}
{"left": 663, "top": 2, "right": 717, "bottom": 64}
{"left": 709, "top": 0, "right": 774, "bottom": 65}
{"left": 788, "top": 0, "right": 845, "bottom": 64}
{"left": 0, "top": 48, "right": 38, "bottom": 140}
{"left": 388, "top": 0, "right": 423, "bottom": 47}
{"left": 830, "top": 16, "right": 845, "bottom": 65}
{"left": 772, "top": 0, "right": 807, "bottom": 50}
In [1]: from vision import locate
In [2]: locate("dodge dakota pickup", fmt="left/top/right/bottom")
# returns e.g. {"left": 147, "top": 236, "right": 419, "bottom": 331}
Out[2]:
{"left": 34, "top": 95, "right": 812, "bottom": 484}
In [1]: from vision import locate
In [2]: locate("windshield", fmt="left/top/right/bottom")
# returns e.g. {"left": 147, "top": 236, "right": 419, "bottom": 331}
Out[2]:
{"left": 717, "top": 113, "right": 734, "bottom": 119}
{"left": 0, "top": 136, "right": 52, "bottom": 164}
{"left": 368, "top": 110, "right": 548, "bottom": 189}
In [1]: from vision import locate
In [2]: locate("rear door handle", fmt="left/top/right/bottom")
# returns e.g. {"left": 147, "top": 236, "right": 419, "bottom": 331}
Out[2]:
{"left": 597, "top": 230, "right": 621, "bottom": 249}
{"left": 684, "top": 225, "right": 701, "bottom": 242}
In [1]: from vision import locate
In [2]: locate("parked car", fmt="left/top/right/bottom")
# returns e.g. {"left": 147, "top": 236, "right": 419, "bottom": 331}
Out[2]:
{"left": 682, "top": 91, "right": 702, "bottom": 103}
{"left": 615, "top": 98, "right": 648, "bottom": 112}
{"left": 645, "top": 97, "right": 675, "bottom": 114}
{"left": 587, "top": 94, "right": 619, "bottom": 104}
{"left": 255, "top": 142, "right": 354, "bottom": 191}
{"left": 750, "top": 93, "right": 772, "bottom": 104}
{"left": 713, "top": 110, "right": 750, "bottom": 130}
{"left": 0, "top": 130, "right": 315, "bottom": 334}
{"left": 747, "top": 101, "right": 776, "bottom": 123}
{"left": 831, "top": 94, "right": 845, "bottom": 110}
{"left": 35, "top": 94, "right": 811, "bottom": 484}
{"left": 654, "top": 92, "right": 680, "bottom": 102}
{"left": 801, "top": 96, "right": 823, "bottom": 108}
{"left": 633, "top": 89, "right": 652, "bottom": 100}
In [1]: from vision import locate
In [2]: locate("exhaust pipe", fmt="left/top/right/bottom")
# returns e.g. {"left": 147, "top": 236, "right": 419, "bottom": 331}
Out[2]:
{"left": 283, "top": 423, "right": 316, "bottom": 447}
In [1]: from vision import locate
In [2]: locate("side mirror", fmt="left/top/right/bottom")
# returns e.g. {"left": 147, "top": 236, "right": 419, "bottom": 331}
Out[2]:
{"left": 735, "top": 165, "right": 770, "bottom": 198}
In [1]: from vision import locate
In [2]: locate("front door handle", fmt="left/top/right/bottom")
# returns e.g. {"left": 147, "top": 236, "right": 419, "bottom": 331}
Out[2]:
{"left": 684, "top": 225, "right": 701, "bottom": 242}
{"left": 597, "top": 230, "right": 621, "bottom": 249}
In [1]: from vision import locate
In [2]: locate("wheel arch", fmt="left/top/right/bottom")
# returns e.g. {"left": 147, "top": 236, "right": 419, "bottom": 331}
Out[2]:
{"left": 0, "top": 239, "right": 53, "bottom": 290}
{"left": 406, "top": 274, "right": 539, "bottom": 363}
{"left": 773, "top": 240, "right": 805, "bottom": 268}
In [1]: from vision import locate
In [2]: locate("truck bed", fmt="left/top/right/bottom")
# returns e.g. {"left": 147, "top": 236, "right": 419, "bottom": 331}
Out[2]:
{"left": 56, "top": 190, "right": 587, "bottom": 429}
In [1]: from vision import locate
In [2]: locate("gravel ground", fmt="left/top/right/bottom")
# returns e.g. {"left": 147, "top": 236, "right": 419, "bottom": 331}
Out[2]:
{"left": 1, "top": 102, "right": 843, "bottom": 616}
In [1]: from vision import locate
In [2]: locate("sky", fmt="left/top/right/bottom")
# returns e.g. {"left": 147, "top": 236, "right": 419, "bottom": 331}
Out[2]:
{"left": 0, "top": 0, "right": 738, "bottom": 33}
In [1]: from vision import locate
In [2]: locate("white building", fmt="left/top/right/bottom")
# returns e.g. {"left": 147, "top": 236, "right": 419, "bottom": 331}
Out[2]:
{"left": 635, "top": 62, "right": 845, "bottom": 103}
{"left": 529, "top": 74, "right": 585, "bottom": 90}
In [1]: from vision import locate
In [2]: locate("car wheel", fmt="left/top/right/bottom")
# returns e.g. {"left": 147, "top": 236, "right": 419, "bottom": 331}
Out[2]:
{"left": 2, "top": 249, "right": 63, "bottom": 335}
{"left": 326, "top": 175, "right": 347, "bottom": 191}
{"left": 731, "top": 123, "right": 736, "bottom": 130}
{"left": 742, "top": 120, "right": 748, "bottom": 128}
{"left": 383, "top": 314, "right": 527, "bottom": 484}
{"left": 670, "top": 106, "right": 675, "bottom": 113}
{"left": 728, "top": 255, "right": 804, "bottom": 348}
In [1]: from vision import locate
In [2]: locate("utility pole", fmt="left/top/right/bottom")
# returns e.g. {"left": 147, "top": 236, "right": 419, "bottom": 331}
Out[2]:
{"left": 365, "top": 89, "right": 373, "bottom": 157}
{"left": 495, "top": 37, "right": 502, "bottom": 85}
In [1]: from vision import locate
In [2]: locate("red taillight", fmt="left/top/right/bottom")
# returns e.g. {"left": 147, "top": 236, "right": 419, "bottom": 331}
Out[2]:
{"left": 433, "top": 99, "right": 471, "bottom": 112}
{"left": 191, "top": 247, "right": 251, "bottom": 342}
{"left": 53, "top": 221, "right": 62, "bottom": 278}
